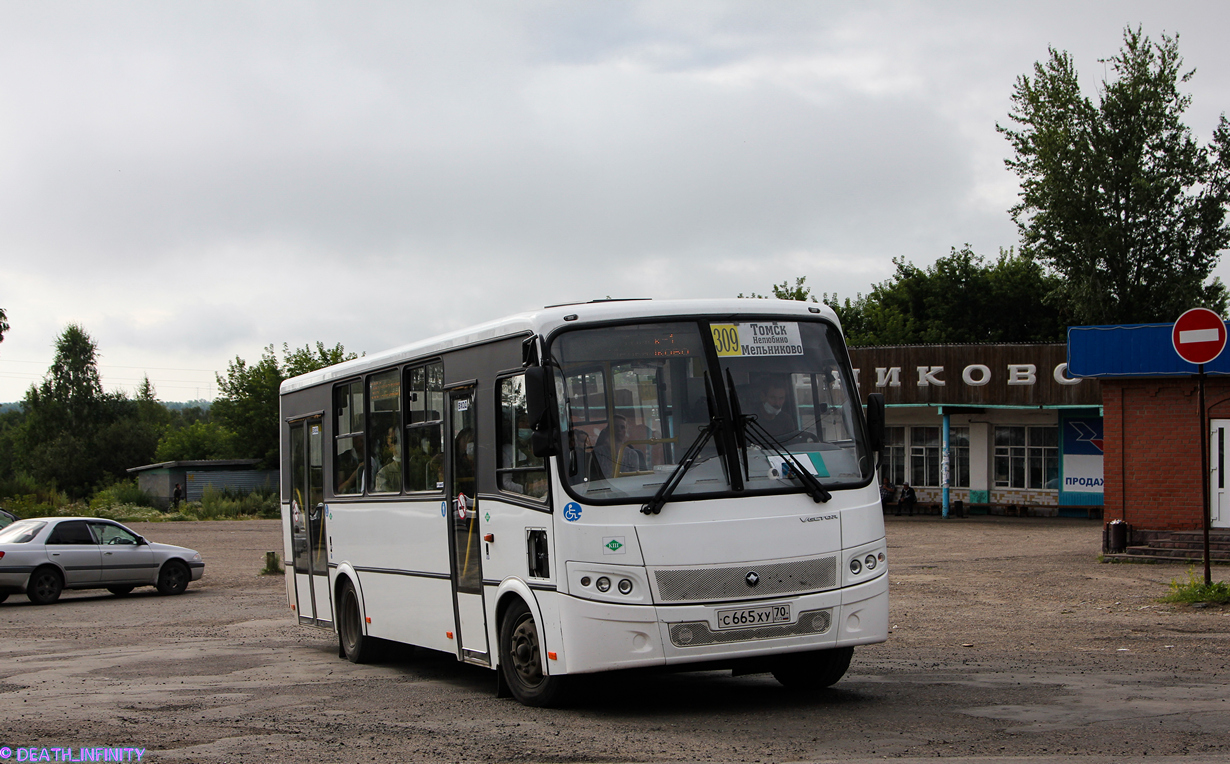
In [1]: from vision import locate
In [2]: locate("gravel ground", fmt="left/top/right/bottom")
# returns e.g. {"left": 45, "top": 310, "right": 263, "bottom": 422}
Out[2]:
{"left": 0, "top": 515, "right": 1227, "bottom": 764}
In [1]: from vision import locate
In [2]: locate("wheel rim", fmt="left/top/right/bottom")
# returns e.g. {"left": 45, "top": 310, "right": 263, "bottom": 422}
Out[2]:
{"left": 164, "top": 564, "right": 186, "bottom": 591}
{"left": 33, "top": 572, "right": 58, "bottom": 599}
{"left": 508, "top": 613, "right": 544, "bottom": 687}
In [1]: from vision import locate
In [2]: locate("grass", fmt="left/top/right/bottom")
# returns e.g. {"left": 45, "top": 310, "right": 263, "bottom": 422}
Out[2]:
{"left": 2, "top": 483, "right": 281, "bottom": 523}
{"left": 1159, "top": 568, "right": 1230, "bottom": 605}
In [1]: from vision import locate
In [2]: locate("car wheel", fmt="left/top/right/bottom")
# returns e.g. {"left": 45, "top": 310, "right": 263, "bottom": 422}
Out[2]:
{"left": 771, "top": 646, "right": 854, "bottom": 690}
{"left": 27, "top": 566, "right": 64, "bottom": 605}
{"left": 107, "top": 586, "right": 134, "bottom": 596}
{"left": 156, "top": 560, "right": 190, "bottom": 595}
{"left": 498, "top": 598, "right": 570, "bottom": 707}
{"left": 338, "top": 579, "right": 377, "bottom": 663}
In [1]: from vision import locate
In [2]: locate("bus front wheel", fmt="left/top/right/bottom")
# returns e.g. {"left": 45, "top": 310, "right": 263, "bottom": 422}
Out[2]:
{"left": 499, "top": 599, "right": 570, "bottom": 707}
{"left": 771, "top": 646, "right": 853, "bottom": 690}
{"left": 338, "top": 579, "right": 375, "bottom": 664}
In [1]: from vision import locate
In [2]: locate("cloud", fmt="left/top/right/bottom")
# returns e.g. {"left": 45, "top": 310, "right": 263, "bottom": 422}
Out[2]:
{"left": 1, "top": 1, "right": 1228, "bottom": 401}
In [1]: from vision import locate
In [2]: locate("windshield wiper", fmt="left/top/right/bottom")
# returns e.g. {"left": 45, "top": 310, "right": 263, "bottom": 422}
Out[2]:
{"left": 641, "top": 373, "right": 721, "bottom": 515}
{"left": 741, "top": 415, "right": 832, "bottom": 504}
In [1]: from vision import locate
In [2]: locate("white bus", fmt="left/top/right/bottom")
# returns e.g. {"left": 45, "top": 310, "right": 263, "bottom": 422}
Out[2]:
{"left": 279, "top": 298, "right": 887, "bottom": 706}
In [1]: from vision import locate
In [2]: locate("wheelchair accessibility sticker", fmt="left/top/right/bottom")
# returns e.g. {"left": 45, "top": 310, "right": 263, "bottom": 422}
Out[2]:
{"left": 563, "top": 502, "right": 582, "bottom": 522}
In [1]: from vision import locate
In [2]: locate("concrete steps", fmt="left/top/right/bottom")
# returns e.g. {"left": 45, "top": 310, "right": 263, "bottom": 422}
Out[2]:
{"left": 1107, "top": 529, "right": 1230, "bottom": 564}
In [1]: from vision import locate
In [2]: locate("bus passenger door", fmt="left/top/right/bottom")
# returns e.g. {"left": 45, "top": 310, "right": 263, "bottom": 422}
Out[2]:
{"left": 290, "top": 417, "right": 332, "bottom": 626}
{"left": 448, "top": 388, "right": 490, "bottom": 664}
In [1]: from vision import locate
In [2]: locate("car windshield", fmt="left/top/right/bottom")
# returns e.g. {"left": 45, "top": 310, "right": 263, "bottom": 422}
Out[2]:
{"left": 0, "top": 519, "right": 47, "bottom": 544}
{"left": 550, "top": 318, "right": 872, "bottom": 504}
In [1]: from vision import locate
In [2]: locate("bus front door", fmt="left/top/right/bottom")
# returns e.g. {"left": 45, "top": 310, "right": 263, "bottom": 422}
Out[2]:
{"left": 448, "top": 388, "right": 490, "bottom": 664}
{"left": 289, "top": 417, "right": 332, "bottom": 627}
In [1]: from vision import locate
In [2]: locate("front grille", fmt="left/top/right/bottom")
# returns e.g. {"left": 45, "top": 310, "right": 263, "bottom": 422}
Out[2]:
{"left": 669, "top": 609, "right": 832, "bottom": 647}
{"left": 653, "top": 556, "right": 837, "bottom": 602}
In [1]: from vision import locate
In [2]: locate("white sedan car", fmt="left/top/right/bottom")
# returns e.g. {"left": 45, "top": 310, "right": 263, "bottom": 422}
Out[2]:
{"left": 0, "top": 517, "right": 205, "bottom": 605}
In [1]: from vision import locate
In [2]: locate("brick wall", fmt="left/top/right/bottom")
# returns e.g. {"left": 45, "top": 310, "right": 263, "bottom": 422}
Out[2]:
{"left": 1102, "top": 377, "right": 1230, "bottom": 531}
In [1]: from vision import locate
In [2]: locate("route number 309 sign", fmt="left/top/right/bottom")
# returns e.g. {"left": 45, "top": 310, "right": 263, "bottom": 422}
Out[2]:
{"left": 711, "top": 322, "right": 804, "bottom": 357}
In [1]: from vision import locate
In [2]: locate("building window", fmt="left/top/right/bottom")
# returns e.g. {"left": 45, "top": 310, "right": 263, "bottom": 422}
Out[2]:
{"left": 882, "top": 426, "right": 905, "bottom": 486}
{"left": 995, "top": 425, "right": 1058, "bottom": 489}
{"left": 950, "top": 426, "right": 970, "bottom": 488}
{"left": 910, "top": 427, "right": 940, "bottom": 487}
{"left": 1028, "top": 426, "right": 1059, "bottom": 489}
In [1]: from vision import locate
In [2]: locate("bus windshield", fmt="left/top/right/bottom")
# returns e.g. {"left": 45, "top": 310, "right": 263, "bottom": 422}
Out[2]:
{"left": 550, "top": 318, "right": 872, "bottom": 505}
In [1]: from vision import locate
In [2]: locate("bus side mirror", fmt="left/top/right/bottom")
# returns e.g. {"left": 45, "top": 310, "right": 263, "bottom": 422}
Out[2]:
{"left": 524, "top": 366, "right": 560, "bottom": 457}
{"left": 865, "top": 393, "right": 885, "bottom": 454}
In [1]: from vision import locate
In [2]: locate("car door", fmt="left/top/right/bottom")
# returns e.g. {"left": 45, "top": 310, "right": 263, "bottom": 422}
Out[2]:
{"left": 45, "top": 520, "right": 103, "bottom": 586}
{"left": 91, "top": 522, "right": 156, "bottom": 584}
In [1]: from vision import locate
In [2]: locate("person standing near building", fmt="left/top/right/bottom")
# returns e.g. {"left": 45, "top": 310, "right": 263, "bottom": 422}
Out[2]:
{"left": 172, "top": 483, "right": 183, "bottom": 508}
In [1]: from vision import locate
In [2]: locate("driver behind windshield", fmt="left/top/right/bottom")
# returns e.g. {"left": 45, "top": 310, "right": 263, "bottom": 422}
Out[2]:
{"left": 592, "top": 415, "right": 647, "bottom": 478}
{"left": 756, "top": 379, "right": 795, "bottom": 438}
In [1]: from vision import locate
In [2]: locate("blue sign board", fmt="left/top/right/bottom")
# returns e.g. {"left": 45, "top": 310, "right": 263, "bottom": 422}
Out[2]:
{"left": 1068, "top": 323, "right": 1230, "bottom": 377}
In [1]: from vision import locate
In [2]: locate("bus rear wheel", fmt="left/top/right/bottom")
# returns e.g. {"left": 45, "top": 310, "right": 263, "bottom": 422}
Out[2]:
{"left": 338, "top": 579, "right": 375, "bottom": 664}
{"left": 499, "top": 599, "right": 569, "bottom": 707}
{"left": 771, "top": 646, "right": 854, "bottom": 690}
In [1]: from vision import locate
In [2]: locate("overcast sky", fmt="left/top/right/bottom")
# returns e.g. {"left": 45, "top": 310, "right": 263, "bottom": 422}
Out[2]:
{"left": 2, "top": 1, "right": 1228, "bottom": 402}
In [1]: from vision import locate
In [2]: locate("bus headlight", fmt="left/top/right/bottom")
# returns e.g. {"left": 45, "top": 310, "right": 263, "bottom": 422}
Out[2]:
{"left": 618, "top": 578, "right": 633, "bottom": 595}
{"left": 849, "top": 558, "right": 862, "bottom": 575}
{"left": 596, "top": 576, "right": 611, "bottom": 592}
{"left": 865, "top": 554, "right": 877, "bottom": 570}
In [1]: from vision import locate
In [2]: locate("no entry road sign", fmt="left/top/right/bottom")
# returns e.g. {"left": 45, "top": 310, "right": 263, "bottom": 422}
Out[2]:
{"left": 1172, "top": 308, "right": 1227, "bottom": 365}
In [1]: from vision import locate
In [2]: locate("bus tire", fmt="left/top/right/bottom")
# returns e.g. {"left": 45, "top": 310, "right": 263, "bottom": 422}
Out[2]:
{"left": 499, "top": 599, "right": 569, "bottom": 707}
{"left": 338, "top": 579, "right": 374, "bottom": 664}
{"left": 771, "top": 646, "right": 853, "bottom": 690}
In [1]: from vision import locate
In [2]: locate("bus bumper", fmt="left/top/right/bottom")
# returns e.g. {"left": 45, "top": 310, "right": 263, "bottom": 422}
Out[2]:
{"left": 551, "top": 572, "right": 887, "bottom": 675}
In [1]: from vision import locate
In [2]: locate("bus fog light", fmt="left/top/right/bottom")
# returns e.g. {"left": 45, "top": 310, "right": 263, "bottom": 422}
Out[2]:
{"left": 596, "top": 576, "right": 611, "bottom": 592}
{"left": 580, "top": 576, "right": 591, "bottom": 587}
{"left": 865, "top": 554, "right": 877, "bottom": 570}
{"left": 618, "top": 578, "right": 633, "bottom": 595}
{"left": 849, "top": 558, "right": 862, "bottom": 575}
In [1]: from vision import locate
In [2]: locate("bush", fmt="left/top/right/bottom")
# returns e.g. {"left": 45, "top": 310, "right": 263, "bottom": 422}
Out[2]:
{"left": 1160, "top": 568, "right": 1230, "bottom": 605}
{"left": 90, "top": 479, "right": 154, "bottom": 510}
{"left": 178, "top": 485, "right": 280, "bottom": 521}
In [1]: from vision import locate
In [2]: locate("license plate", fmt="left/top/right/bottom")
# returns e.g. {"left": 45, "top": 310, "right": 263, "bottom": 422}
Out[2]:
{"left": 714, "top": 603, "right": 792, "bottom": 630}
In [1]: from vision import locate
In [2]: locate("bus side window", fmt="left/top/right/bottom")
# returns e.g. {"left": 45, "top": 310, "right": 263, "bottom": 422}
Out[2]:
{"left": 404, "top": 361, "right": 445, "bottom": 492}
{"left": 334, "top": 380, "right": 365, "bottom": 495}
{"left": 497, "top": 375, "right": 548, "bottom": 499}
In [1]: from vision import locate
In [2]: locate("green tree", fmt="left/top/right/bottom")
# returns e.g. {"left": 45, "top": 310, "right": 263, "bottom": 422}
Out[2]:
{"left": 739, "top": 277, "right": 819, "bottom": 302}
{"left": 753, "top": 248, "right": 1065, "bottom": 347}
{"left": 212, "top": 342, "right": 359, "bottom": 468}
{"left": 37, "top": 323, "right": 105, "bottom": 430}
{"left": 1000, "top": 27, "right": 1230, "bottom": 324}
{"left": 0, "top": 307, "right": 9, "bottom": 345}
{"left": 155, "top": 421, "right": 239, "bottom": 461}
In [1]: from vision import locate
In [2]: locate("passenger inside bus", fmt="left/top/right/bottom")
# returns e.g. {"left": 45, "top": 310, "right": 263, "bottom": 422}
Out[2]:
{"left": 336, "top": 437, "right": 365, "bottom": 494}
{"left": 375, "top": 427, "right": 402, "bottom": 492}
{"left": 592, "top": 415, "right": 647, "bottom": 478}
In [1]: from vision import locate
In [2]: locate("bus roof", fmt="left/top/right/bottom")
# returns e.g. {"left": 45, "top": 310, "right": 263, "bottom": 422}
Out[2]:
{"left": 279, "top": 297, "right": 841, "bottom": 395}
